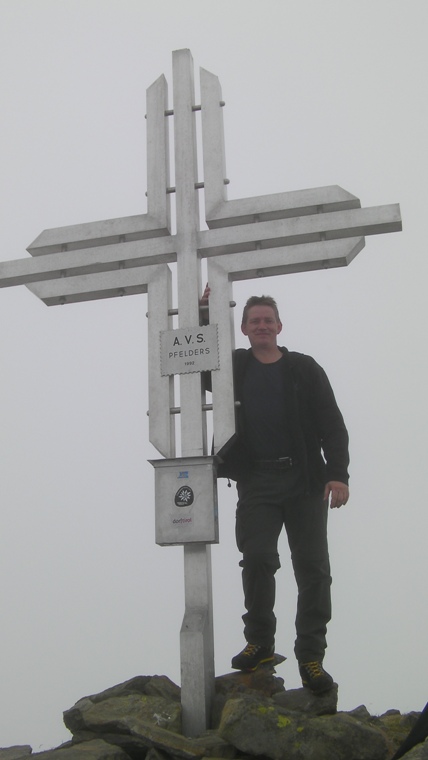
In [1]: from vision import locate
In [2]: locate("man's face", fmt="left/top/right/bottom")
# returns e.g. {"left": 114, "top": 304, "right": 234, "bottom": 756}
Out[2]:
{"left": 241, "top": 305, "right": 282, "bottom": 349}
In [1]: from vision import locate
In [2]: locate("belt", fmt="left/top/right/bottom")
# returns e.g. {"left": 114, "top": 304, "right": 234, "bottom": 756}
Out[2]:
{"left": 255, "top": 456, "right": 295, "bottom": 471}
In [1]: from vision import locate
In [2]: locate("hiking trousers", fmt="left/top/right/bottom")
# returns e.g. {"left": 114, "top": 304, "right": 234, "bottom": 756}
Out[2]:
{"left": 235, "top": 467, "right": 332, "bottom": 663}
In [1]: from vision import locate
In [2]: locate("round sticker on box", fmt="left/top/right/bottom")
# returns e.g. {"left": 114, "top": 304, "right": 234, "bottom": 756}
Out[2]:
{"left": 175, "top": 486, "right": 194, "bottom": 507}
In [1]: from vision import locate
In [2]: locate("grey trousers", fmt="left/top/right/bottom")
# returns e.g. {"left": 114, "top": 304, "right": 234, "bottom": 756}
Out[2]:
{"left": 235, "top": 467, "right": 332, "bottom": 663}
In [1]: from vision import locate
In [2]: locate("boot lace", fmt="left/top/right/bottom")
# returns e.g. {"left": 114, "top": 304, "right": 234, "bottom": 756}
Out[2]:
{"left": 302, "top": 661, "right": 324, "bottom": 677}
{"left": 243, "top": 643, "right": 262, "bottom": 657}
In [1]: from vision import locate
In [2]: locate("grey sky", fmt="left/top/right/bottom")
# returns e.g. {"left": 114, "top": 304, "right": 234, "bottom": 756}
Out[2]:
{"left": 1, "top": 0, "right": 427, "bottom": 750}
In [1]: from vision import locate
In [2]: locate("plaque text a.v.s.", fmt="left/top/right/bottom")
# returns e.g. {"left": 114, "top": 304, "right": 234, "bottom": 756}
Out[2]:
{"left": 160, "top": 323, "right": 219, "bottom": 376}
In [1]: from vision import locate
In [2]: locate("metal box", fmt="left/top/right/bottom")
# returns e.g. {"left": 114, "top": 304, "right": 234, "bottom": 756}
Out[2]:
{"left": 150, "top": 456, "right": 219, "bottom": 546}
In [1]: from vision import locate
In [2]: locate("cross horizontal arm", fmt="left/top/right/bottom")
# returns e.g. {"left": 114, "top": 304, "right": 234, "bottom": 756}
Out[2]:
{"left": 0, "top": 204, "right": 400, "bottom": 298}
{"left": 213, "top": 236, "right": 366, "bottom": 280}
{"left": 198, "top": 203, "right": 401, "bottom": 257}
{"left": 27, "top": 214, "right": 171, "bottom": 256}
{"left": 23, "top": 237, "right": 362, "bottom": 306}
{"left": 0, "top": 237, "right": 176, "bottom": 289}
{"left": 205, "top": 185, "right": 362, "bottom": 228}
{"left": 26, "top": 265, "right": 165, "bottom": 305}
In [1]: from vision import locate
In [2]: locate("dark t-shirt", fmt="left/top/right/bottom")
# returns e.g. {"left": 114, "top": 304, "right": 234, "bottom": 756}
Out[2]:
{"left": 242, "top": 354, "right": 292, "bottom": 460}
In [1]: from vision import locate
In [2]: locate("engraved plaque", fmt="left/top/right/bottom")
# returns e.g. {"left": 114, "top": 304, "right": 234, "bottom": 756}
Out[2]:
{"left": 160, "top": 323, "right": 219, "bottom": 376}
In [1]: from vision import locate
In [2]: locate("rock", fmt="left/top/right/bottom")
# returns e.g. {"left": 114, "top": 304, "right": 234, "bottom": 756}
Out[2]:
{"left": 376, "top": 710, "right": 421, "bottom": 757}
{"left": 0, "top": 748, "right": 32, "bottom": 760}
{"left": 272, "top": 684, "right": 338, "bottom": 716}
{"left": 72, "top": 729, "right": 235, "bottom": 760}
{"left": 347, "top": 705, "right": 373, "bottom": 722}
{"left": 69, "top": 676, "right": 181, "bottom": 705}
{"left": 64, "top": 676, "right": 182, "bottom": 739}
{"left": 30, "top": 739, "right": 129, "bottom": 760}
{"left": 6, "top": 672, "right": 426, "bottom": 760}
{"left": 64, "top": 684, "right": 236, "bottom": 760}
{"left": 64, "top": 693, "right": 182, "bottom": 736}
{"left": 215, "top": 668, "right": 285, "bottom": 699}
{"left": 144, "top": 750, "right": 170, "bottom": 760}
{"left": 212, "top": 668, "right": 285, "bottom": 728}
{"left": 218, "top": 692, "right": 389, "bottom": 760}
{"left": 388, "top": 704, "right": 428, "bottom": 760}
{"left": 399, "top": 739, "right": 428, "bottom": 760}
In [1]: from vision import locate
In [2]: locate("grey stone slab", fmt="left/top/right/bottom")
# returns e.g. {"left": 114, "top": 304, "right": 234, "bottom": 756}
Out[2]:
{"left": 30, "top": 740, "right": 129, "bottom": 760}
{"left": 0, "top": 747, "right": 32, "bottom": 760}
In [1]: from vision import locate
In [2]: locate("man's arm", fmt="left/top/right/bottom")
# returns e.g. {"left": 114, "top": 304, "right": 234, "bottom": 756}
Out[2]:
{"left": 302, "top": 356, "right": 350, "bottom": 487}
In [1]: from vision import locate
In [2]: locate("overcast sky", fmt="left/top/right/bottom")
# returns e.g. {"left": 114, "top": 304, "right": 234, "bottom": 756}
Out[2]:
{"left": 1, "top": 0, "right": 427, "bottom": 751}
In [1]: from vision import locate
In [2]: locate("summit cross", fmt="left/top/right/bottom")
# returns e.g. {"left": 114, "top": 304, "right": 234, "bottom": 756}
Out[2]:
{"left": 0, "top": 49, "right": 401, "bottom": 735}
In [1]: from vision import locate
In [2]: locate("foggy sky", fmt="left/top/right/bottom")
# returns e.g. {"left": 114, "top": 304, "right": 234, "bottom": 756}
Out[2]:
{"left": 1, "top": 0, "right": 427, "bottom": 750}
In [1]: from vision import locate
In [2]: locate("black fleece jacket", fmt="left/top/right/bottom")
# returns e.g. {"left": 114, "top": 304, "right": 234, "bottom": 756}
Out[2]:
{"left": 216, "top": 347, "right": 349, "bottom": 493}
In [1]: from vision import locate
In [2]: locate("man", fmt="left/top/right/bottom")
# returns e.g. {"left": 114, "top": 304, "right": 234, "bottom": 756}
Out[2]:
{"left": 203, "top": 289, "right": 349, "bottom": 693}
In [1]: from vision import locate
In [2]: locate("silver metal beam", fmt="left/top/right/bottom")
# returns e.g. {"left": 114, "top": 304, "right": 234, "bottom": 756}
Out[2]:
{"left": 0, "top": 203, "right": 399, "bottom": 291}
{"left": 172, "top": 49, "right": 213, "bottom": 738}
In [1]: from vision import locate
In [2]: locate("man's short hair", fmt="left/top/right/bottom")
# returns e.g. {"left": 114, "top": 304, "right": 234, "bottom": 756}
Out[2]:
{"left": 241, "top": 295, "right": 281, "bottom": 325}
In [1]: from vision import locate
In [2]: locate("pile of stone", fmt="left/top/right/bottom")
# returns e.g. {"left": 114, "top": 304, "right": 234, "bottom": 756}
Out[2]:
{"left": 1, "top": 671, "right": 427, "bottom": 760}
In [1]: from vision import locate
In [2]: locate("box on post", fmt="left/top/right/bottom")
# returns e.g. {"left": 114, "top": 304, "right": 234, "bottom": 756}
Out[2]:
{"left": 150, "top": 456, "right": 219, "bottom": 546}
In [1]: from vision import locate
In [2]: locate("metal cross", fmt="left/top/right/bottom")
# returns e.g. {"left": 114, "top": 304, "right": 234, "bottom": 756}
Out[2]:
{"left": 0, "top": 48, "right": 401, "bottom": 735}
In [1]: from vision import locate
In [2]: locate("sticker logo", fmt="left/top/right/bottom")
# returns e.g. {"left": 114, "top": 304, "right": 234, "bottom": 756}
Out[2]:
{"left": 174, "top": 486, "right": 194, "bottom": 507}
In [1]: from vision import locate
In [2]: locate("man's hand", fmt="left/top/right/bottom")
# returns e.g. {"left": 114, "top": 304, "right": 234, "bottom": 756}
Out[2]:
{"left": 199, "top": 283, "right": 210, "bottom": 325}
{"left": 200, "top": 283, "right": 210, "bottom": 308}
{"left": 324, "top": 481, "right": 349, "bottom": 509}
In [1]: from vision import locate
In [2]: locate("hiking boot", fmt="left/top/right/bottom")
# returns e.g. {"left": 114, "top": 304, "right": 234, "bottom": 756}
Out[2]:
{"left": 231, "top": 643, "right": 275, "bottom": 671}
{"left": 299, "top": 661, "right": 334, "bottom": 694}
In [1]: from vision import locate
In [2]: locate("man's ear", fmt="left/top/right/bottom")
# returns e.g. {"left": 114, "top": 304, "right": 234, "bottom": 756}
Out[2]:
{"left": 241, "top": 322, "right": 248, "bottom": 336}
{"left": 276, "top": 320, "right": 283, "bottom": 335}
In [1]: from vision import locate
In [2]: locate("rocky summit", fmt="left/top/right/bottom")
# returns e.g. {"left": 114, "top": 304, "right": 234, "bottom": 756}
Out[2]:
{"left": 1, "top": 670, "right": 427, "bottom": 760}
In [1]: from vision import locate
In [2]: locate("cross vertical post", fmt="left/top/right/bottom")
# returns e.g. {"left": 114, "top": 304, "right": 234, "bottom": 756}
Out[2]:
{"left": 172, "top": 49, "right": 214, "bottom": 736}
